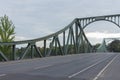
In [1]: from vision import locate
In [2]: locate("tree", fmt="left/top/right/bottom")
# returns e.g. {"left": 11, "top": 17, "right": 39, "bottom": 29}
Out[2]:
{"left": 0, "top": 15, "right": 15, "bottom": 59}
{"left": 107, "top": 40, "right": 120, "bottom": 52}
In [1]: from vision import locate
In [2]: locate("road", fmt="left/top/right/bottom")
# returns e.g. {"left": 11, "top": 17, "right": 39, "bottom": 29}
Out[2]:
{"left": 0, "top": 53, "right": 120, "bottom": 80}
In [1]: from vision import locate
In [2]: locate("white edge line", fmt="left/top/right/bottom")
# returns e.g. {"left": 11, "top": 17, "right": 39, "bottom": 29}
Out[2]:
{"left": 68, "top": 57, "right": 109, "bottom": 78}
{"left": 0, "top": 74, "right": 6, "bottom": 77}
{"left": 93, "top": 55, "right": 118, "bottom": 80}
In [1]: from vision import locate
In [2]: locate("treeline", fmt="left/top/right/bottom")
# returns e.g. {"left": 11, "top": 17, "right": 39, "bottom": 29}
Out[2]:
{"left": 93, "top": 40, "right": 120, "bottom": 52}
{"left": 0, "top": 43, "right": 92, "bottom": 61}
{"left": 107, "top": 40, "right": 120, "bottom": 52}
{"left": 13, "top": 44, "right": 89, "bottom": 59}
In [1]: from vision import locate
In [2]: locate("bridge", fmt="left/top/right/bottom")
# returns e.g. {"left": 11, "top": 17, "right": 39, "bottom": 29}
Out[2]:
{"left": 0, "top": 14, "right": 120, "bottom": 80}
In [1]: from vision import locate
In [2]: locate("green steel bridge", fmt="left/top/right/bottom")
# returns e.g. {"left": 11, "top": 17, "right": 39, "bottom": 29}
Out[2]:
{"left": 0, "top": 14, "right": 120, "bottom": 61}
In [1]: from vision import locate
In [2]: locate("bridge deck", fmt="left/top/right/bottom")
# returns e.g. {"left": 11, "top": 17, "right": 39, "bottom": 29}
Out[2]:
{"left": 0, "top": 53, "right": 120, "bottom": 80}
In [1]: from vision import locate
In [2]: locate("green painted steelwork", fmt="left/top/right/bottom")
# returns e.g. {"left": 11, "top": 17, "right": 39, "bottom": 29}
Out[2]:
{"left": 97, "top": 38, "right": 120, "bottom": 52}
{"left": 97, "top": 39, "right": 108, "bottom": 52}
{"left": 0, "top": 14, "right": 120, "bottom": 61}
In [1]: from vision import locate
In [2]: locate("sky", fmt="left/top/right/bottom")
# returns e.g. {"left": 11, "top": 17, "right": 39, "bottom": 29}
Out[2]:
{"left": 0, "top": 0, "right": 120, "bottom": 44}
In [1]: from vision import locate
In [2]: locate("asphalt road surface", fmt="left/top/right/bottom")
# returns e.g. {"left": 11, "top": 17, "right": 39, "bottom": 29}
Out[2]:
{"left": 0, "top": 53, "right": 120, "bottom": 80}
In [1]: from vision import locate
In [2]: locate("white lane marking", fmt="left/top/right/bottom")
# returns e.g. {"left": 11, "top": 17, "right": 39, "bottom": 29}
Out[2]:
{"left": 93, "top": 55, "right": 118, "bottom": 80}
{"left": 0, "top": 74, "right": 6, "bottom": 77}
{"left": 68, "top": 55, "right": 113, "bottom": 78}
{"left": 34, "top": 65, "right": 51, "bottom": 70}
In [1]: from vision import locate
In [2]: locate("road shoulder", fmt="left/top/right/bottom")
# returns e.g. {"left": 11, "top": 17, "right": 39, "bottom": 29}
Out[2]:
{"left": 98, "top": 54, "right": 120, "bottom": 80}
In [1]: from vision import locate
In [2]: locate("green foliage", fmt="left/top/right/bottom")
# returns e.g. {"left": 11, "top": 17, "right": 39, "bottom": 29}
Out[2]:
{"left": 107, "top": 40, "right": 120, "bottom": 52}
{"left": 0, "top": 15, "right": 15, "bottom": 58}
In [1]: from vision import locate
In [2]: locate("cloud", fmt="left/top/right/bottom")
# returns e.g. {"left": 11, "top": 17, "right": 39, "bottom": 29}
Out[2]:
{"left": 15, "top": 36, "right": 30, "bottom": 41}
{"left": 0, "top": 0, "right": 120, "bottom": 44}
{"left": 86, "top": 32, "right": 120, "bottom": 39}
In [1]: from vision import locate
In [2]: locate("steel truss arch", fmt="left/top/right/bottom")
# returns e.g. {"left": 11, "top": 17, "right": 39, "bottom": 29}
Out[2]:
{"left": 0, "top": 14, "right": 120, "bottom": 61}
{"left": 77, "top": 14, "right": 120, "bottom": 29}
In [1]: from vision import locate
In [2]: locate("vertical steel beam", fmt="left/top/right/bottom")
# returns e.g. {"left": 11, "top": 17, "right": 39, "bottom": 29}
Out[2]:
{"left": 63, "top": 31, "right": 65, "bottom": 55}
{"left": 89, "top": 18, "right": 91, "bottom": 22}
{"left": 65, "top": 29, "right": 70, "bottom": 55}
{"left": 111, "top": 17, "right": 113, "bottom": 21}
{"left": 55, "top": 36, "right": 58, "bottom": 55}
{"left": 30, "top": 42, "right": 36, "bottom": 59}
{"left": 118, "top": 16, "right": 119, "bottom": 25}
{"left": 44, "top": 40, "right": 46, "bottom": 57}
{"left": 75, "top": 21, "right": 78, "bottom": 53}
{"left": 71, "top": 26, "right": 76, "bottom": 54}
{"left": 70, "top": 27, "right": 72, "bottom": 47}
{"left": 78, "top": 33, "right": 83, "bottom": 53}
{"left": 114, "top": 16, "right": 116, "bottom": 22}
{"left": 85, "top": 19, "right": 87, "bottom": 25}
{"left": 70, "top": 27, "right": 73, "bottom": 54}
{"left": 12, "top": 45, "right": 16, "bottom": 60}
{"left": 31, "top": 45, "right": 34, "bottom": 58}
{"left": 47, "top": 37, "right": 55, "bottom": 56}
{"left": 82, "top": 20, "right": 84, "bottom": 27}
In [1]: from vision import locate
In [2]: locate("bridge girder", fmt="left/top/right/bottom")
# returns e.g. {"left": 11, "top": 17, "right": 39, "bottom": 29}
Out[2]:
{"left": 0, "top": 14, "right": 120, "bottom": 61}
{"left": 78, "top": 14, "right": 120, "bottom": 29}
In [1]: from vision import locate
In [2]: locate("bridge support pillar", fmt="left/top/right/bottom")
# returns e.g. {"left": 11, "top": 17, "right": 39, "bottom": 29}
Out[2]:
{"left": 12, "top": 45, "right": 16, "bottom": 60}
{"left": 30, "top": 42, "right": 35, "bottom": 59}
{"left": 44, "top": 40, "right": 46, "bottom": 57}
